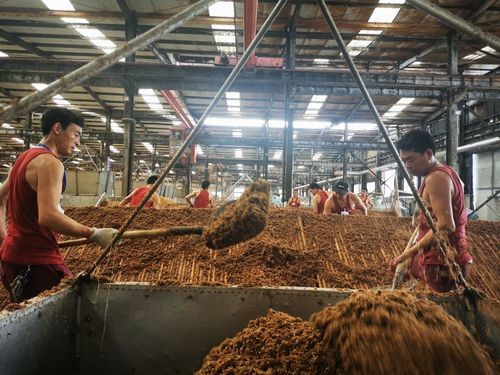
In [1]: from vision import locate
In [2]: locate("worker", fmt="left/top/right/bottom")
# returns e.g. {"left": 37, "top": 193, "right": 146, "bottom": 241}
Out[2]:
{"left": 0, "top": 108, "right": 117, "bottom": 303}
{"left": 308, "top": 182, "right": 329, "bottom": 214}
{"left": 288, "top": 190, "right": 301, "bottom": 208}
{"left": 392, "top": 129, "right": 473, "bottom": 292}
{"left": 358, "top": 188, "right": 374, "bottom": 209}
{"left": 119, "top": 175, "right": 160, "bottom": 209}
{"left": 185, "top": 180, "right": 212, "bottom": 208}
{"left": 324, "top": 180, "right": 368, "bottom": 216}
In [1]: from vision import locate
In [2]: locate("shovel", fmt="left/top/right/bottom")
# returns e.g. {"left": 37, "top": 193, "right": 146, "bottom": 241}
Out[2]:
{"left": 59, "top": 179, "right": 270, "bottom": 250}
{"left": 391, "top": 227, "right": 419, "bottom": 289}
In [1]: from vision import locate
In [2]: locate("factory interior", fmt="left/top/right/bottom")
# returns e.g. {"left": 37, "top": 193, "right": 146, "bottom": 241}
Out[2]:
{"left": 0, "top": 0, "right": 499, "bottom": 374}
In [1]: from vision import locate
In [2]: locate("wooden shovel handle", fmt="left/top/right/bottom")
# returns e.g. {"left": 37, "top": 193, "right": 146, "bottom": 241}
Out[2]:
{"left": 58, "top": 226, "right": 204, "bottom": 248}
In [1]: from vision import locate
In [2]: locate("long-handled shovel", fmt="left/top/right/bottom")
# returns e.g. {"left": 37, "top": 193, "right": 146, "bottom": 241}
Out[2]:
{"left": 391, "top": 227, "right": 419, "bottom": 290}
{"left": 59, "top": 179, "right": 270, "bottom": 250}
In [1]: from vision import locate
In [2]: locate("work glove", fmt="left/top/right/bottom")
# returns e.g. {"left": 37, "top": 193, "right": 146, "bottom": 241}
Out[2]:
{"left": 89, "top": 227, "right": 118, "bottom": 248}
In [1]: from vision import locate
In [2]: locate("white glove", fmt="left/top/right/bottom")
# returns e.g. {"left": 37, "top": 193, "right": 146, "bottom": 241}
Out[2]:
{"left": 89, "top": 227, "right": 118, "bottom": 248}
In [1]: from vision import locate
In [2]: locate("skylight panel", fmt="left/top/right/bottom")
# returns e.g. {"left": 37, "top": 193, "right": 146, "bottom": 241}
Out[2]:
{"left": 347, "top": 40, "right": 372, "bottom": 48}
{"left": 305, "top": 95, "right": 327, "bottom": 116}
{"left": 314, "top": 58, "right": 329, "bottom": 65}
{"left": 234, "top": 149, "right": 242, "bottom": 158}
{"left": 463, "top": 52, "right": 485, "bottom": 61}
{"left": 61, "top": 17, "right": 89, "bottom": 24}
{"left": 398, "top": 97, "right": 415, "bottom": 105}
{"left": 312, "top": 152, "right": 322, "bottom": 161}
{"left": 209, "top": 2, "right": 235, "bottom": 18}
{"left": 91, "top": 39, "right": 116, "bottom": 49}
{"left": 481, "top": 46, "right": 496, "bottom": 53}
{"left": 32, "top": 83, "right": 48, "bottom": 90}
{"left": 232, "top": 129, "right": 242, "bottom": 138}
{"left": 32, "top": 83, "right": 73, "bottom": 107}
{"left": 74, "top": 27, "right": 105, "bottom": 39}
{"left": 42, "top": 0, "right": 75, "bottom": 11}
{"left": 368, "top": 7, "right": 400, "bottom": 23}
{"left": 347, "top": 50, "right": 362, "bottom": 57}
{"left": 142, "top": 142, "right": 154, "bottom": 154}
{"left": 237, "top": 163, "right": 243, "bottom": 170}
{"left": 195, "top": 145, "right": 204, "bottom": 155}
{"left": 2, "top": 123, "right": 13, "bottom": 129}
{"left": 273, "top": 150, "right": 282, "bottom": 160}
{"left": 110, "top": 145, "right": 120, "bottom": 154}
{"left": 330, "top": 122, "right": 378, "bottom": 131}
{"left": 359, "top": 30, "right": 383, "bottom": 35}
{"left": 110, "top": 120, "right": 124, "bottom": 133}
{"left": 379, "top": 0, "right": 405, "bottom": 3}
{"left": 0, "top": 51, "right": 9, "bottom": 57}
{"left": 11, "top": 137, "right": 25, "bottom": 144}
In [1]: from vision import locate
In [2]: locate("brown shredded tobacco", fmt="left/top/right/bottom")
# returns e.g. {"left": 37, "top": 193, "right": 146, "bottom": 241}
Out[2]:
{"left": 1, "top": 207, "right": 498, "bottom": 311}
{"left": 311, "top": 290, "right": 495, "bottom": 375}
{"left": 195, "top": 309, "right": 334, "bottom": 374}
{"left": 202, "top": 179, "right": 270, "bottom": 249}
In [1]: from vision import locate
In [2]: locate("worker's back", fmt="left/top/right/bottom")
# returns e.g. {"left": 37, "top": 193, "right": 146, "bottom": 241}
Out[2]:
{"left": 194, "top": 189, "right": 210, "bottom": 208}
{"left": 130, "top": 186, "right": 153, "bottom": 208}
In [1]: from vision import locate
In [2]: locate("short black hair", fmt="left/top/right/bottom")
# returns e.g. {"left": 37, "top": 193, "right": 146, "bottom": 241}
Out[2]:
{"left": 146, "top": 175, "right": 158, "bottom": 184}
{"left": 40, "top": 108, "right": 85, "bottom": 136}
{"left": 397, "top": 129, "right": 436, "bottom": 154}
{"left": 201, "top": 180, "right": 210, "bottom": 189}
{"left": 308, "top": 182, "right": 321, "bottom": 190}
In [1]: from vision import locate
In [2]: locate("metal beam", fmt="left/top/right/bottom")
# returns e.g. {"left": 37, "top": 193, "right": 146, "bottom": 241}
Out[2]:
{"left": 1, "top": 59, "right": 498, "bottom": 93}
{"left": 244, "top": 0, "right": 258, "bottom": 64}
{"left": 0, "top": 0, "right": 221, "bottom": 123}
{"left": 82, "top": 86, "right": 112, "bottom": 113}
{"left": 446, "top": 31, "right": 459, "bottom": 170}
{"left": 406, "top": 0, "right": 500, "bottom": 52}
{"left": 0, "top": 28, "right": 53, "bottom": 59}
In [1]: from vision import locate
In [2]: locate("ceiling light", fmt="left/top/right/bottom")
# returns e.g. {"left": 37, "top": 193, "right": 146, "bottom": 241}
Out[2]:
{"left": 368, "top": 7, "right": 400, "bottom": 23}
{"left": 41, "top": 0, "right": 75, "bottom": 11}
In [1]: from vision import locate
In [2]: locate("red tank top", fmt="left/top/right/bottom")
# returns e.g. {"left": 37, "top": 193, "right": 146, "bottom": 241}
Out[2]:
{"left": 317, "top": 191, "right": 329, "bottom": 214}
{"left": 289, "top": 196, "right": 300, "bottom": 208}
{"left": 130, "top": 186, "right": 153, "bottom": 208}
{"left": 331, "top": 192, "right": 354, "bottom": 214}
{"left": 0, "top": 148, "right": 63, "bottom": 265}
{"left": 417, "top": 164, "right": 469, "bottom": 266}
{"left": 194, "top": 189, "right": 210, "bottom": 208}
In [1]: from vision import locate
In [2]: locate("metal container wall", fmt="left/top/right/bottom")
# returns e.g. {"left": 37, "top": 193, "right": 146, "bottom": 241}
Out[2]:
{"left": 0, "top": 288, "right": 77, "bottom": 375}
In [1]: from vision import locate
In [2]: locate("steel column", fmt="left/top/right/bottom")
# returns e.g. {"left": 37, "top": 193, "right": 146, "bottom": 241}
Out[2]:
{"left": 446, "top": 31, "right": 459, "bottom": 170}
{"left": 24, "top": 111, "right": 32, "bottom": 150}
{"left": 244, "top": 0, "right": 258, "bottom": 64}
{"left": 284, "top": 107, "right": 294, "bottom": 202}
{"left": 0, "top": 0, "right": 220, "bottom": 123}
{"left": 122, "top": 117, "right": 135, "bottom": 196}
{"left": 406, "top": 0, "right": 500, "bottom": 51}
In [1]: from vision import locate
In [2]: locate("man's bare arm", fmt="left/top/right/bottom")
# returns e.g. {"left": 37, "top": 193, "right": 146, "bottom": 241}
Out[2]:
{"left": 312, "top": 194, "right": 320, "bottom": 214}
{"left": 185, "top": 190, "right": 198, "bottom": 206}
{"left": 37, "top": 157, "right": 93, "bottom": 238}
{"left": 351, "top": 193, "right": 367, "bottom": 215}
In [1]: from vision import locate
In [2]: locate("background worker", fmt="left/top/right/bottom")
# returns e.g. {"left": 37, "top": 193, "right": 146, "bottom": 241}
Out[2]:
{"left": 358, "top": 188, "right": 374, "bottom": 209}
{"left": 324, "top": 180, "right": 367, "bottom": 216}
{"left": 288, "top": 190, "right": 301, "bottom": 208}
{"left": 392, "top": 129, "right": 473, "bottom": 292}
{"left": 0, "top": 108, "right": 116, "bottom": 303}
{"left": 119, "top": 175, "right": 160, "bottom": 209}
{"left": 185, "top": 180, "right": 212, "bottom": 208}
{"left": 308, "top": 182, "right": 329, "bottom": 214}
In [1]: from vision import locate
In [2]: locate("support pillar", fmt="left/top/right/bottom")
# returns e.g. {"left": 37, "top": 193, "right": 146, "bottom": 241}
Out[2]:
{"left": 24, "top": 111, "right": 32, "bottom": 150}
{"left": 446, "top": 31, "right": 459, "bottom": 170}
{"left": 185, "top": 149, "right": 191, "bottom": 196}
{"left": 121, "top": 118, "right": 135, "bottom": 196}
{"left": 262, "top": 120, "right": 269, "bottom": 179}
{"left": 342, "top": 121, "right": 348, "bottom": 180}
{"left": 104, "top": 111, "right": 111, "bottom": 162}
{"left": 284, "top": 107, "right": 294, "bottom": 202}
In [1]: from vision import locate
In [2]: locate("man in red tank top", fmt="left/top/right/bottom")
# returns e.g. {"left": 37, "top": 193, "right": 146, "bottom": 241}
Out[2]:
{"left": 288, "top": 190, "right": 301, "bottom": 208}
{"left": 185, "top": 180, "right": 212, "bottom": 208}
{"left": 324, "top": 180, "right": 368, "bottom": 215}
{"left": 358, "top": 189, "right": 374, "bottom": 209}
{"left": 119, "top": 175, "right": 160, "bottom": 209}
{"left": 392, "top": 129, "right": 473, "bottom": 292}
{"left": 0, "top": 108, "right": 117, "bottom": 303}
{"left": 308, "top": 182, "right": 329, "bottom": 214}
